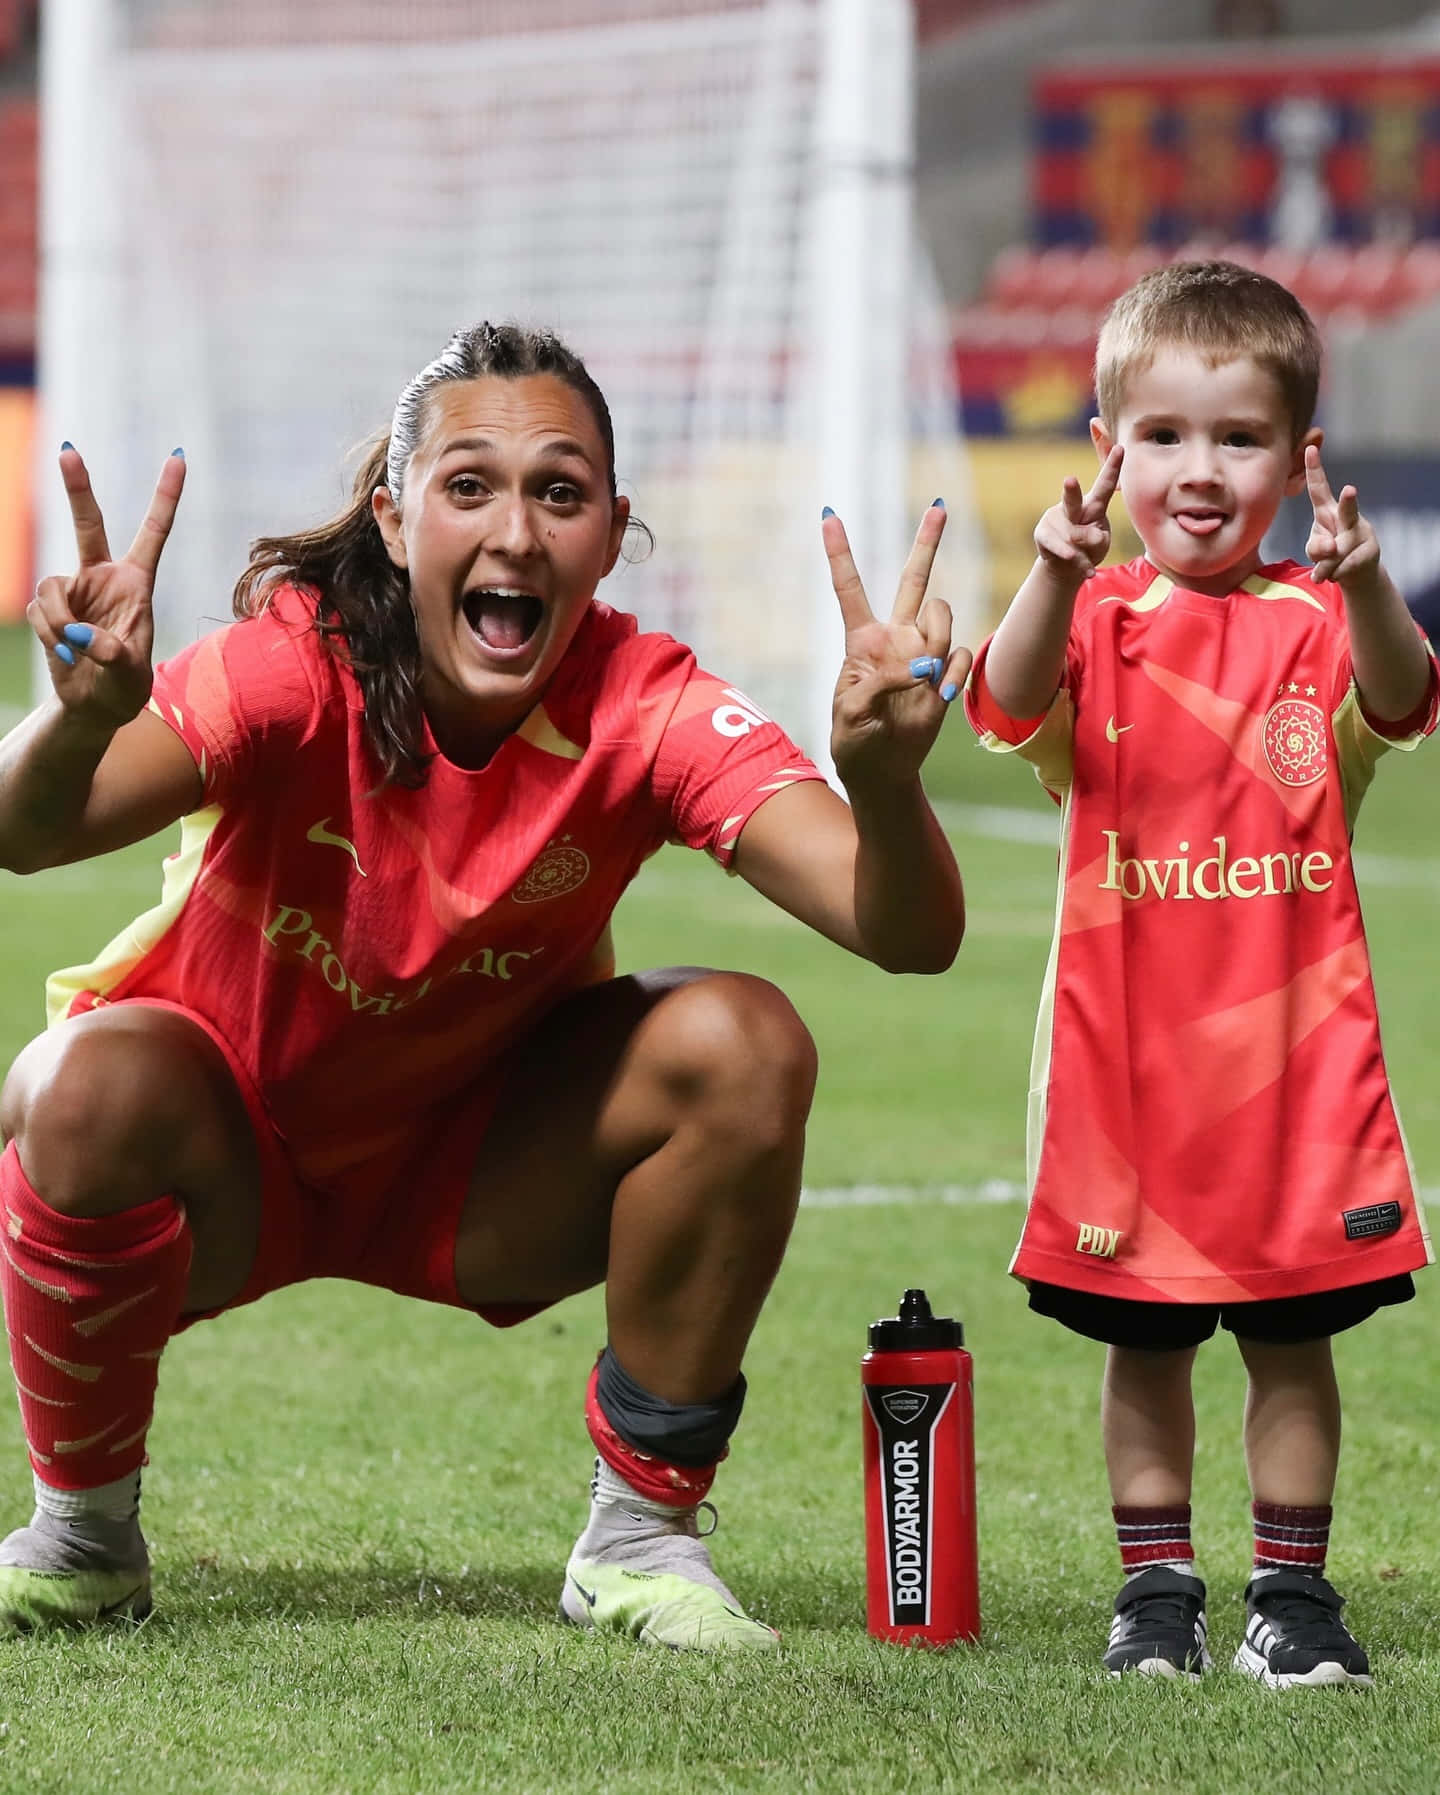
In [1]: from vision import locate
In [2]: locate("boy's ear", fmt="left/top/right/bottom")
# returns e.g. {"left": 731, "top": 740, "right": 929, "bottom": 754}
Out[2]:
{"left": 1090, "top": 417, "right": 1114, "bottom": 460}
{"left": 1287, "top": 426, "right": 1324, "bottom": 496}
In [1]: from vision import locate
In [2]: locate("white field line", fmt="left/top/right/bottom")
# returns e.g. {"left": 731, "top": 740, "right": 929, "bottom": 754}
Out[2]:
{"left": 936, "top": 801, "right": 1440, "bottom": 891}
{"left": 802, "top": 1181, "right": 1024, "bottom": 1208}
{"left": 802, "top": 1181, "right": 1440, "bottom": 1208}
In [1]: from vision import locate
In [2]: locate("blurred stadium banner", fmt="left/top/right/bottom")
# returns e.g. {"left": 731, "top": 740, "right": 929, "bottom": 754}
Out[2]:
{"left": 0, "top": 387, "right": 33, "bottom": 622}
{"left": 1032, "top": 54, "right": 1440, "bottom": 251}
{"left": 36, "top": 0, "right": 981, "bottom": 766}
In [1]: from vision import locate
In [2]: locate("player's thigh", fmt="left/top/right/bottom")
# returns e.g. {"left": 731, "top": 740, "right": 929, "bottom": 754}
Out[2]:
{"left": 452, "top": 966, "right": 813, "bottom": 1306}
{"left": 1, "top": 1003, "right": 264, "bottom": 1312}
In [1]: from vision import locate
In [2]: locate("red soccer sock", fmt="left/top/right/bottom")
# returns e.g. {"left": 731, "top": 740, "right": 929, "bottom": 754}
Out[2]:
{"left": 1113, "top": 1503, "right": 1195, "bottom": 1574}
{"left": 0, "top": 1143, "right": 191, "bottom": 1491}
{"left": 584, "top": 1361, "right": 719, "bottom": 1508}
{"left": 1252, "top": 1500, "right": 1331, "bottom": 1576}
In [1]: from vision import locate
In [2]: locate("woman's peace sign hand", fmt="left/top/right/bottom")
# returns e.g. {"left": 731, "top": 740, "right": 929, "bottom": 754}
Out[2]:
{"left": 28, "top": 446, "right": 186, "bottom": 731}
{"left": 823, "top": 500, "right": 972, "bottom": 793}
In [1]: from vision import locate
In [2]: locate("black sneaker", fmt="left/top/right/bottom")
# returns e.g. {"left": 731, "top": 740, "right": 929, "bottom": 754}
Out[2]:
{"left": 1103, "top": 1565, "right": 1211, "bottom": 1679}
{"left": 1233, "top": 1570, "right": 1373, "bottom": 1689}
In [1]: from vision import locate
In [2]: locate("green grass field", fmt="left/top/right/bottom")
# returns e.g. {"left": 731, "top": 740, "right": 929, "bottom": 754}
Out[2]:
{"left": 0, "top": 624, "right": 1437, "bottom": 1793}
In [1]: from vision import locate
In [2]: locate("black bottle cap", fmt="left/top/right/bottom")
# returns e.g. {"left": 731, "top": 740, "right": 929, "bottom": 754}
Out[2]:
{"left": 868, "top": 1286, "right": 964, "bottom": 1351}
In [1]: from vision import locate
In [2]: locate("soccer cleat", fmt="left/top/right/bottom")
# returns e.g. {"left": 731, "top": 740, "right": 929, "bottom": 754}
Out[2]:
{"left": 1233, "top": 1570, "right": 1373, "bottom": 1689}
{"left": 1102, "top": 1565, "right": 1211, "bottom": 1679}
{"left": 560, "top": 1462, "right": 777, "bottom": 1652}
{"left": 561, "top": 1558, "right": 778, "bottom": 1651}
{"left": 0, "top": 1512, "right": 151, "bottom": 1633}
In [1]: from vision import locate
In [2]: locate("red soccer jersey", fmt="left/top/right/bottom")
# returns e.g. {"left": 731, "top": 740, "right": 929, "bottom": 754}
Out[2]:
{"left": 966, "top": 557, "right": 1438, "bottom": 1303}
{"left": 48, "top": 587, "right": 822, "bottom": 1199}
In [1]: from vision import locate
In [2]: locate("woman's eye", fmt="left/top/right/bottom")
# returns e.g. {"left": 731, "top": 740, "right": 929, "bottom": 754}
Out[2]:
{"left": 448, "top": 475, "right": 485, "bottom": 499}
{"left": 544, "top": 482, "right": 581, "bottom": 505}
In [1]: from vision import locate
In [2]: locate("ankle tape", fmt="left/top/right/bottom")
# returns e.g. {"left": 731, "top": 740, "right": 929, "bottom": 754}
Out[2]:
{"left": 585, "top": 1352, "right": 745, "bottom": 1507}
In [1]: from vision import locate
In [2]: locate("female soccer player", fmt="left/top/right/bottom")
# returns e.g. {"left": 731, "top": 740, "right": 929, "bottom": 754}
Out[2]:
{"left": 0, "top": 323, "right": 969, "bottom": 1648}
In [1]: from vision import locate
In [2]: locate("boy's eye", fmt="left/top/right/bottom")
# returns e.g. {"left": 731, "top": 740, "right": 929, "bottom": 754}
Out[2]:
{"left": 1148, "top": 427, "right": 1179, "bottom": 445}
{"left": 1224, "top": 432, "right": 1256, "bottom": 448}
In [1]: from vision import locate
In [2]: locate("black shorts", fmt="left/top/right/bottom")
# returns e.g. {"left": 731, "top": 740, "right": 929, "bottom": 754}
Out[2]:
{"left": 1027, "top": 1275, "right": 1416, "bottom": 1351}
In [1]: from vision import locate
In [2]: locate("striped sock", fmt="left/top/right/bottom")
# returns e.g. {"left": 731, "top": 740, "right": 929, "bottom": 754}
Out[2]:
{"left": 1113, "top": 1503, "right": 1195, "bottom": 1575}
{"left": 0, "top": 1144, "right": 190, "bottom": 1490}
{"left": 1252, "top": 1501, "right": 1331, "bottom": 1576}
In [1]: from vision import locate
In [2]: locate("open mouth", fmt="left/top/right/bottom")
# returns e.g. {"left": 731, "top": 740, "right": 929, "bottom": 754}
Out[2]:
{"left": 461, "top": 587, "right": 545, "bottom": 655}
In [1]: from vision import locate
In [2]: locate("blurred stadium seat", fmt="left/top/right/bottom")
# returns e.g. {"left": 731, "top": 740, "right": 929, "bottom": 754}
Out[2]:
{"left": 0, "top": 98, "right": 35, "bottom": 362}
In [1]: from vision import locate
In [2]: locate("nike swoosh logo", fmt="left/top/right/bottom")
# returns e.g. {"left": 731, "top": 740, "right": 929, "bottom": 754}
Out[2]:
{"left": 1105, "top": 716, "right": 1135, "bottom": 743}
{"left": 306, "top": 818, "right": 367, "bottom": 877}
{"left": 568, "top": 1573, "right": 598, "bottom": 1608}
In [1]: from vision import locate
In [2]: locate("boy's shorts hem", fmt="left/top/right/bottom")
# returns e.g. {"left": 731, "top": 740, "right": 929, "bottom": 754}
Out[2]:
{"left": 1027, "top": 1274, "right": 1416, "bottom": 1349}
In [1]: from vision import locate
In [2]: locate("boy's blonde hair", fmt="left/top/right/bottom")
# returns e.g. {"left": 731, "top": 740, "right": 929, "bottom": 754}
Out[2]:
{"left": 1094, "top": 260, "right": 1322, "bottom": 444}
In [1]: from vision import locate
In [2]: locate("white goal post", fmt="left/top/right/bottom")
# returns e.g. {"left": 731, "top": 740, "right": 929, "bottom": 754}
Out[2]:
{"left": 38, "top": 0, "right": 979, "bottom": 771}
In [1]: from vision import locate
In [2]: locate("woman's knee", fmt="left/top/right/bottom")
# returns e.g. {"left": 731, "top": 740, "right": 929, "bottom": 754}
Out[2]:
{"left": 1, "top": 1010, "right": 249, "bottom": 1215}
{"left": 640, "top": 971, "right": 818, "bottom": 1145}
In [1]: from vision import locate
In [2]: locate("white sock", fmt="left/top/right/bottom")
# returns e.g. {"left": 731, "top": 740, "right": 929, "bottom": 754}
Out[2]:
{"left": 1127, "top": 1558, "right": 1201, "bottom": 1580}
{"left": 34, "top": 1469, "right": 141, "bottom": 1527}
{"left": 589, "top": 1456, "right": 693, "bottom": 1520}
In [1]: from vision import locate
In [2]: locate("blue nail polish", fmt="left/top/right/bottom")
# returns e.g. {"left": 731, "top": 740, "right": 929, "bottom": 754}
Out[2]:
{"left": 53, "top": 642, "right": 75, "bottom": 666}
{"left": 821, "top": 505, "right": 835, "bottom": 519}
{"left": 172, "top": 447, "right": 185, "bottom": 460}
{"left": 909, "top": 656, "right": 937, "bottom": 679}
{"left": 940, "top": 683, "right": 959, "bottom": 703}
{"left": 929, "top": 662, "right": 945, "bottom": 687}
{"left": 931, "top": 497, "right": 946, "bottom": 510}
{"left": 60, "top": 440, "right": 74, "bottom": 452}
{"left": 62, "top": 622, "right": 94, "bottom": 648}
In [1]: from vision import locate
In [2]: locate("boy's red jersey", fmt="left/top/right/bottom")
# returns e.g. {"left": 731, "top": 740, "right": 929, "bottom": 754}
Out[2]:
{"left": 966, "top": 558, "right": 1437, "bottom": 1303}
{"left": 48, "top": 587, "right": 822, "bottom": 1199}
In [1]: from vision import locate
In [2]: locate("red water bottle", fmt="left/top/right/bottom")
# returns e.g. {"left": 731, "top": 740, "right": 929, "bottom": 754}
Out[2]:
{"left": 862, "top": 1287, "right": 979, "bottom": 1645}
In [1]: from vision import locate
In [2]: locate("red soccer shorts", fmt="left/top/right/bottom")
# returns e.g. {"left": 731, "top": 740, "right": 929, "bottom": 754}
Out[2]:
{"left": 113, "top": 1000, "right": 542, "bottom": 1333}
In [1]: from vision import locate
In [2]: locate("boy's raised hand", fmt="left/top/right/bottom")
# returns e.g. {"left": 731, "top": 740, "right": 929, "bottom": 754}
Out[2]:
{"left": 28, "top": 446, "right": 186, "bottom": 732}
{"left": 1305, "top": 445, "right": 1381, "bottom": 589}
{"left": 1034, "top": 443, "right": 1123, "bottom": 582}
{"left": 822, "top": 500, "right": 972, "bottom": 791}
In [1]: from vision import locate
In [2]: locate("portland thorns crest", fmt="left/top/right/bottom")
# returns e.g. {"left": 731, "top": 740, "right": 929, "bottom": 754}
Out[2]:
{"left": 512, "top": 840, "right": 591, "bottom": 903}
{"left": 1262, "top": 699, "right": 1327, "bottom": 787}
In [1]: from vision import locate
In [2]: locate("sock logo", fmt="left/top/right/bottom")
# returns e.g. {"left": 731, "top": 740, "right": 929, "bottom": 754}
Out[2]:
{"left": 864, "top": 1382, "right": 955, "bottom": 1626}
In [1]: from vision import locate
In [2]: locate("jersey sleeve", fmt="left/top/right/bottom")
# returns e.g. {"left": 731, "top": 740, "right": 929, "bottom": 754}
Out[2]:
{"left": 963, "top": 631, "right": 1081, "bottom": 802}
{"left": 147, "top": 597, "right": 327, "bottom": 807}
{"left": 1328, "top": 615, "right": 1439, "bottom": 829}
{"left": 633, "top": 638, "right": 824, "bottom": 865}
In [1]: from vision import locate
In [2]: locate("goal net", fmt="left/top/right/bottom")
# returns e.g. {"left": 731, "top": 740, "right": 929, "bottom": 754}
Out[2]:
{"left": 39, "top": 0, "right": 978, "bottom": 763}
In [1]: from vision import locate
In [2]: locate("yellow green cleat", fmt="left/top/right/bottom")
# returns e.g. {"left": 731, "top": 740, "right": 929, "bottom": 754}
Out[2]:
{"left": 0, "top": 1561, "right": 151, "bottom": 1633}
{"left": 561, "top": 1559, "right": 778, "bottom": 1651}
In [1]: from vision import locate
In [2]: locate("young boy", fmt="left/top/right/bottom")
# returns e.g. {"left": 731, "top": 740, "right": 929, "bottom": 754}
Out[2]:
{"left": 966, "top": 261, "right": 1437, "bottom": 1687}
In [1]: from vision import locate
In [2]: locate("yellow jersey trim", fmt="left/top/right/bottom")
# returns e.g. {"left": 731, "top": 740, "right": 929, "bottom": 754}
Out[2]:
{"left": 1096, "top": 572, "right": 1174, "bottom": 613}
{"left": 517, "top": 705, "right": 584, "bottom": 761}
{"left": 1240, "top": 573, "right": 1326, "bottom": 613}
{"left": 45, "top": 807, "right": 223, "bottom": 1026}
